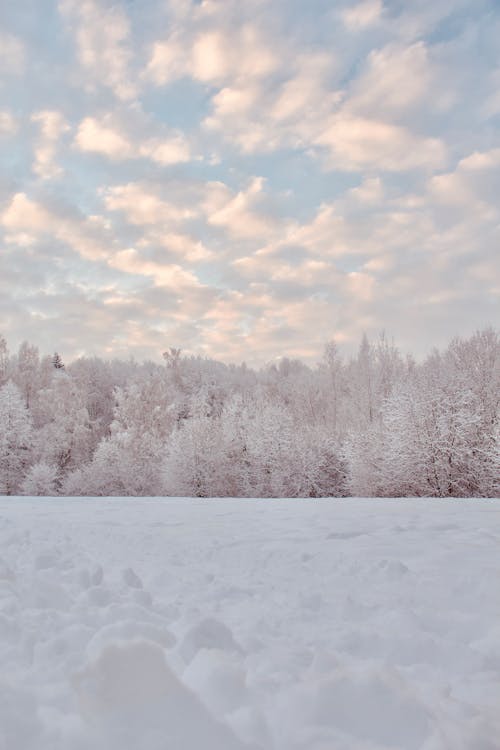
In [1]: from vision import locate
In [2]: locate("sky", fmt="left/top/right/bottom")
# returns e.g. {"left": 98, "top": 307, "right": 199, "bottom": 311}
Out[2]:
{"left": 0, "top": 0, "right": 499, "bottom": 366}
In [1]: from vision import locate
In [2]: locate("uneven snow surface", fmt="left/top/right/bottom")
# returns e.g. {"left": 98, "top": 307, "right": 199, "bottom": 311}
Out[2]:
{"left": 0, "top": 498, "right": 499, "bottom": 750}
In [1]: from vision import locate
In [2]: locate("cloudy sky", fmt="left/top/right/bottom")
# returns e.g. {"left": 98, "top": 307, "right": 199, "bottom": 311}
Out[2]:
{"left": 1, "top": 0, "right": 499, "bottom": 365}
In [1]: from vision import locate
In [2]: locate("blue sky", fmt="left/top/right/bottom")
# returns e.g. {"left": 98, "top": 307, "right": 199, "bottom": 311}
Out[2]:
{"left": 1, "top": 0, "right": 499, "bottom": 365}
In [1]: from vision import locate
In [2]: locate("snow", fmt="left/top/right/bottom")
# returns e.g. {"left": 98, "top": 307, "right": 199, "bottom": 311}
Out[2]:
{"left": 0, "top": 497, "right": 499, "bottom": 750}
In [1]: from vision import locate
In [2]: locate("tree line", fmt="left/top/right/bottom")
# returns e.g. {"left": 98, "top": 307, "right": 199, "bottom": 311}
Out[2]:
{"left": 0, "top": 329, "right": 498, "bottom": 497}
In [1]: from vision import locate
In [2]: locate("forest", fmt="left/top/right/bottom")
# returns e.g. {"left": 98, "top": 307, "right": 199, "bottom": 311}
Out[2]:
{"left": 0, "top": 329, "right": 498, "bottom": 498}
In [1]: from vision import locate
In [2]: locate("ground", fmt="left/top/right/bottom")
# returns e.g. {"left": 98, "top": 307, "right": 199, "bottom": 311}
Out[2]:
{"left": 0, "top": 497, "right": 499, "bottom": 750}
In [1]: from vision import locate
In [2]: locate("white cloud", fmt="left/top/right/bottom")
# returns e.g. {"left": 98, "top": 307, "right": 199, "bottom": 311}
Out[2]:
{"left": 203, "top": 52, "right": 340, "bottom": 154}
{"left": 103, "top": 183, "right": 195, "bottom": 226}
{"left": 429, "top": 149, "right": 500, "bottom": 212}
{"left": 103, "top": 183, "right": 212, "bottom": 262}
{"left": 315, "top": 115, "right": 446, "bottom": 171}
{"left": 341, "top": 0, "right": 383, "bottom": 30}
{"left": 347, "top": 42, "right": 432, "bottom": 118}
{"left": 1, "top": 192, "right": 111, "bottom": 261}
{"left": 145, "top": 36, "right": 185, "bottom": 86}
{"left": 270, "top": 54, "right": 337, "bottom": 123}
{"left": 191, "top": 31, "right": 231, "bottom": 82}
{"left": 346, "top": 271, "right": 375, "bottom": 301}
{"left": 0, "top": 32, "right": 25, "bottom": 75}
{"left": 74, "top": 117, "right": 134, "bottom": 159}
{"left": 146, "top": 23, "right": 278, "bottom": 86}
{"left": 348, "top": 177, "right": 384, "bottom": 204}
{"left": 104, "top": 177, "right": 280, "bottom": 246}
{"left": 1, "top": 0, "right": 498, "bottom": 364}
{"left": 457, "top": 149, "right": 500, "bottom": 171}
{"left": 31, "top": 110, "right": 70, "bottom": 179}
{"left": 74, "top": 116, "right": 192, "bottom": 164}
{"left": 59, "top": 0, "right": 137, "bottom": 100}
{"left": 481, "top": 69, "right": 500, "bottom": 119}
{"left": 139, "top": 232, "right": 213, "bottom": 263}
{"left": 109, "top": 248, "right": 202, "bottom": 289}
{"left": 209, "top": 85, "right": 260, "bottom": 119}
{"left": 204, "top": 177, "right": 280, "bottom": 239}
{"left": 2, "top": 193, "right": 53, "bottom": 234}
{"left": 138, "top": 136, "right": 191, "bottom": 165}
{"left": 0, "top": 111, "right": 17, "bottom": 136}
{"left": 199, "top": 34, "right": 443, "bottom": 174}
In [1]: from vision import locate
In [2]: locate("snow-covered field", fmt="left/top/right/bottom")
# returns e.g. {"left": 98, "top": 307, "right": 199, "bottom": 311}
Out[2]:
{"left": 0, "top": 498, "right": 499, "bottom": 750}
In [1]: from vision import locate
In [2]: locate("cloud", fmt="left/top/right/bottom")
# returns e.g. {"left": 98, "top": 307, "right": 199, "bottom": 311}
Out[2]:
{"left": 103, "top": 183, "right": 195, "bottom": 226}
{"left": 314, "top": 115, "right": 446, "bottom": 171}
{"left": 346, "top": 271, "right": 375, "bottom": 301}
{"left": 140, "top": 232, "right": 212, "bottom": 263}
{"left": 74, "top": 115, "right": 192, "bottom": 165}
{"left": 108, "top": 248, "right": 203, "bottom": 289}
{"left": 103, "top": 175, "right": 283, "bottom": 243}
{"left": 428, "top": 148, "right": 500, "bottom": 213}
{"left": 203, "top": 52, "right": 339, "bottom": 154}
{"left": 348, "top": 177, "right": 384, "bottom": 204}
{"left": 0, "top": 0, "right": 498, "bottom": 364}
{"left": 1, "top": 193, "right": 112, "bottom": 261}
{"left": 347, "top": 43, "right": 432, "bottom": 118}
{"left": 199, "top": 33, "right": 444, "bottom": 174}
{"left": 58, "top": 0, "right": 137, "bottom": 100}
{"left": 103, "top": 182, "right": 212, "bottom": 262}
{"left": 481, "top": 69, "right": 500, "bottom": 119}
{"left": 0, "top": 111, "right": 17, "bottom": 136}
{"left": 139, "top": 136, "right": 191, "bottom": 165}
{"left": 204, "top": 177, "right": 281, "bottom": 240}
{"left": 74, "top": 116, "right": 133, "bottom": 159}
{"left": 31, "top": 111, "right": 70, "bottom": 179}
{"left": 341, "top": 0, "right": 383, "bottom": 30}
{"left": 193, "top": 26, "right": 278, "bottom": 83}
{"left": 457, "top": 149, "right": 500, "bottom": 171}
{"left": 0, "top": 32, "right": 25, "bottom": 76}
{"left": 146, "top": 36, "right": 185, "bottom": 86}
{"left": 146, "top": 23, "right": 279, "bottom": 86}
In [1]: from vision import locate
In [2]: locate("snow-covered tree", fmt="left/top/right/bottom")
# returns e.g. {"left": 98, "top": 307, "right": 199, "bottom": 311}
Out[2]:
{"left": 66, "top": 372, "right": 176, "bottom": 496}
{"left": 0, "top": 335, "right": 9, "bottom": 386}
{"left": 355, "top": 332, "right": 500, "bottom": 498}
{"left": 0, "top": 329, "right": 497, "bottom": 498}
{"left": 33, "top": 371, "right": 93, "bottom": 488}
{"left": 13, "top": 341, "right": 41, "bottom": 409}
{"left": 0, "top": 381, "right": 33, "bottom": 495}
{"left": 163, "top": 415, "right": 223, "bottom": 497}
{"left": 21, "top": 461, "right": 58, "bottom": 496}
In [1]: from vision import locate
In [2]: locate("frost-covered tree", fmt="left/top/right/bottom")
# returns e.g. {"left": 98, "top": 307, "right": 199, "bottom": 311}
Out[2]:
{"left": 67, "top": 356, "right": 119, "bottom": 448}
{"left": 13, "top": 341, "right": 41, "bottom": 409}
{"left": 163, "top": 391, "right": 347, "bottom": 498}
{"left": 21, "top": 461, "right": 58, "bottom": 496}
{"left": 163, "top": 415, "right": 223, "bottom": 497}
{"left": 0, "top": 381, "right": 33, "bottom": 495}
{"left": 0, "top": 329, "right": 497, "bottom": 498}
{"left": 351, "top": 331, "right": 500, "bottom": 497}
{"left": 33, "top": 371, "right": 93, "bottom": 489}
{"left": 66, "top": 372, "right": 175, "bottom": 496}
{"left": 0, "top": 335, "right": 9, "bottom": 386}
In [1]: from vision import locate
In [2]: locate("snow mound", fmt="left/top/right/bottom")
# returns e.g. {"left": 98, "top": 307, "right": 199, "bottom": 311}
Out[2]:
{"left": 74, "top": 639, "right": 254, "bottom": 750}
{"left": 183, "top": 647, "right": 249, "bottom": 714}
{"left": 180, "top": 616, "right": 243, "bottom": 663}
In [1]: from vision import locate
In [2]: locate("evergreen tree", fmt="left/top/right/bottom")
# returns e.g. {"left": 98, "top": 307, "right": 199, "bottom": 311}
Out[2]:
{"left": 52, "top": 352, "right": 65, "bottom": 370}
